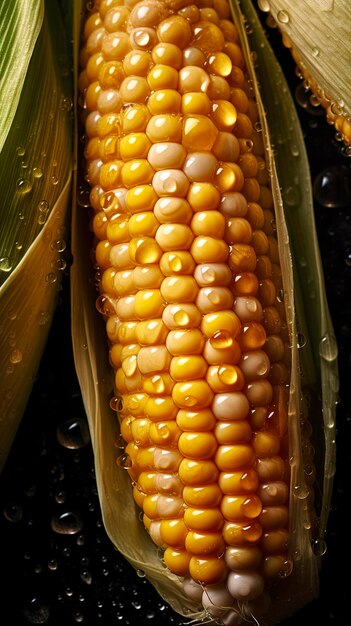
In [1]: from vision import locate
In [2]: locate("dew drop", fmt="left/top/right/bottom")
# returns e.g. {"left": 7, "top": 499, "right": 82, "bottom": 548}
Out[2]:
{"left": 210, "top": 330, "right": 233, "bottom": 349}
{"left": 218, "top": 365, "right": 238, "bottom": 385}
{"left": 0, "top": 256, "right": 13, "bottom": 274}
{"left": 277, "top": 10, "right": 290, "bottom": 23}
{"left": 311, "top": 47, "right": 320, "bottom": 58}
{"left": 80, "top": 570, "right": 93, "bottom": 585}
{"left": 312, "top": 538, "right": 327, "bottom": 556}
{"left": 51, "top": 511, "right": 84, "bottom": 535}
{"left": 319, "top": 333, "right": 338, "bottom": 362}
{"left": 116, "top": 453, "right": 133, "bottom": 469}
{"left": 278, "top": 559, "right": 293, "bottom": 577}
{"left": 48, "top": 558, "right": 58, "bottom": 571}
{"left": 257, "top": 0, "right": 270, "bottom": 11}
{"left": 173, "top": 310, "right": 190, "bottom": 326}
{"left": 16, "top": 178, "right": 32, "bottom": 193}
{"left": 10, "top": 348, "right": 23, "bottom": 364}
{"left": 297, "top": 332, "right": 307, "bottom": 348}
{"left": 16, "top": 146, "right": 26, "bottom": 157}
{"left": 184, "top": 395, "right": 197, "bottom": 407}
{"left": 96, "top": 294, "right": 116, "bottom": 316}
{"left": 51, "top": 175, "right": 59, "bottom": 185}
{"left": 45, "top": 272, "right": 57, "bottom": 284}
{"left": 284, "top": 186, "right": 300, "bottom": 207}
{"left": 38, "top": 310, "right": 50, "bottom": 326}
{"left": 22, "top": 598, "right": 50, "bottom": 624}
{"left": 313, "top": 165, "right": 351, "bottom": 208}
{"left": 4, "top": 501, "right": 23, "bottom": 522}
{"left": 56, "top": 418, "right": 91, "bottom": 449}
{"left": 51, "top": 239, "right": 67, "bottom": 252}
{"left": 33, "top": 167, "right": 43, "bottom": 179}
{"left": 293, "top": 484, "right": 310, "bottom": 499}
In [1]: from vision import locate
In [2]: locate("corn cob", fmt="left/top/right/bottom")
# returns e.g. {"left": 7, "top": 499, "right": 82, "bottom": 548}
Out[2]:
{"left": 78, "top": 1, "right": 309, "bottom": 622}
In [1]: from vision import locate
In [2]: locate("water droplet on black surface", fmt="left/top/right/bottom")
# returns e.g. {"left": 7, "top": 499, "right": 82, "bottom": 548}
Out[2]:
{"left": 4, "top": 501, "right": 23, "bottom": 522}
{"left": 313, "top": 165, "right": 351, "bottom": 208}
{"left": 56, "top": 418, "right": 90, "bottom": 449}
{"left": 22, "top": 598, "right": 50, "bottom": 624}
{"left": 51, "top": 511, "right": 83, "bottom": 535}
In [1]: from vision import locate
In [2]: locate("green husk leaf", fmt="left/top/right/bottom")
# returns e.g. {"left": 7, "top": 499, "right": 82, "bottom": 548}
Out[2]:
{"left": 0, "top": 0, "right": 73, "bottom": 473}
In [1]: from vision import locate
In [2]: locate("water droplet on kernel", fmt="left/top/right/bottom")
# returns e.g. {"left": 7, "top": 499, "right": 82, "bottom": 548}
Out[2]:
{"left": 173, "top": 310, "right": 190, "bottom": 326}
{"left": 210, "top": 330, "right": 233, "bottom": 349}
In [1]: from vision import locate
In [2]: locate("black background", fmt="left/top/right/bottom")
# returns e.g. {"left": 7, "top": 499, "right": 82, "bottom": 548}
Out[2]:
{"left": 0, "top": 10, "right": 350, "bottom": 626}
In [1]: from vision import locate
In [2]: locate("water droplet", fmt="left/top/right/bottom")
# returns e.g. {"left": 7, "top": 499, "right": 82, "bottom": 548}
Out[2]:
{"left": 313, "top": 165, "right": 351, "bottom": 208}
{"left": 311, "top": 47, "right": 320, "bottom": 58}
{"left": 297, "top": 332, "right": 307, "bottom": 348}
{"left": 210, "top": 330, "right": 233, "bottom": 349}
{"left": 9, "top": 348, "right": 23, "bottom": 364}
{"left": 254, "top": 121, "right": 262, "bottom": 132}
{"left": 184, "top": 395, "right": 197, "bottom": 407}
{"left": 257, "top": 0, "right": 270, "bottom": 11}
{"left": 45, "top": 272, "right": 57, "bottom": 284}
{"left": 319, "top": 333, "right": 338, "bottom": 362}
{"left": 48, "top": 558, "right": 58, "bottom": 571}
{"left": 60, "top": 96, "right": 73, "bottom": 111}
{"left": 291, "top": 145, "right": 299, "bottom": 157}
{"left": 51, "top": 511, "right": 84, "bottom": 535}
{"left": 284, "top": 186, "right": 299, "bottom": 207}
{"left": 173, "top": 310, "right": 190, "bottom": 326}
{"left": 16, "top": 178, "right": 32, "bottom": 193}
{"left": 277, "top": 10, "right": 290, "bottom": 23}
{"left": 96, "top": 294, "right": 116, "bottom": 316}
{"left": 51, "top": 175, "right": 59, "bottom": 185}
{"left": 51, "top": 239, "right": 66, "bottom": 252}
{"left": 312, "top": 538, "right": 327, "bottom": 556}
{"left": 293, "top": 484, "right": 310, "bottom": 499}
{"left": 116, "top": 453, "right": 133, "bottom": 469}
{"left": 33, "top": 167, "right": 43, "bottom": 179}
{"left": 80, "top": 570, "right": 93, "bottom": 585}
{"left": 0, "top": 257, "right": 12, "bottom": 273}
{"left": 16, "top": 146, "right": 26, "bottom": 157}
{"left": 56, "top": 418, "right": 90, "bottom": 449}
{"left": 4, "top": 501, "right": 23, "bottom": 522}
{"left": 136, "top": 569, "right": 145, "bottom": 578}
{"left": 77, "top": 185, "right": 91, "bottom": 208}
{"left": 23, "top": 598, "right": 50, "bottom": 624}
{"left": 278, "top": 559, "right": 293, "bottom": 577}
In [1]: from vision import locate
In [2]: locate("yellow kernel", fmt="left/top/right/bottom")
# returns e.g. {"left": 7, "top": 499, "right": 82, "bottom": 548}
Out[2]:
{"left": 161, "top": 519, "right": 188, "bottom": 547}
{"left": 147, "top": 64, "right": 179, "bottom": 90}
{"left": 117, "top": 321, "right": 139, "bottom": 346}
{"left": 190, "top": 236, "right": 228, "bottom": 264}
{"left": 201, "top": 310, "right": 241, "bottom": 340}
{"left": 191, "top": 21, "right": 225, "bottom": 54}
{"left": 223, "top": 520, "right": 262, "bottom": 545}
{"left": 129, "top": 237, "right": 162, "bottom": 265}
{"left": 172, "top": 380, "right": 214, "bottom": 409}
{"left": 98, "top": 134, "right": 120, "bottom": 161}
{"left": 181, "top": 92, "right": 211, "bottom": 115}
{"left": 83, "top": 12, "right": 102, "bottom": 40}
{"left": 231, "top": 273, "right": 258, "bottom": 297}
{"left": 119, "top": 76, "right": 150, "bottom": 103}
{"left": 215, "top": 421, "right": 252, "bottom": 444}
{"left": 166, "top": 329, "right": 205, "bottom": 355}
{"left": 152, "top": 169, "right": 189, "bottom": 197}
{"left": 157, "top": 15, "right": 192, "bottom": 48}
{"left": 211, "top": 100, "right": 237, "bottom": 131}
{"left": 85, "top": 81, "right": 102, "bottom": 111}
{"left": 106, "top": 216, "right": 129, "bottom": 244}
{"left": 84, "top": 137, "right": 100, "bottom": 162}
{"left": 179, "top": 458, "right": 219, "bottom": 485}
{"left": 186, "top": 531, "right": 225, "bottom": 556}
{"left": 176, "top": 409, "right": 216, "bottom": 432}
{"left": 189, "top": 556, "right": 227, "bottom": 585}
{"left": 97, "top": 112, "right": 121, "bottom": 138}
{"left": 137, "top": 345, "right": 171, "bottom": 375}
{"left": 155, "top": 223, "right": 194, "bottom": 251}
{"left": 237, "top": 322, "right": 267, "bottom": 351}
{"left": 213, "top": 131, "right": 240, "bottom": 162}
{"left": 203, "top": 336, "right": 241, "bottom": 365}
{"left": 86, "top": 52, "right": 104, "bottom": 82}
{"left": 136, "top": 318, "right": 168, "bottom": 345}
{"left": 224, "top": 41, "right": 245, "bottom": 68}
{"left": 183, "top": 484, "right": 222, "bottom": 508}
{"left": 145, "top": 396, "right": 178, "bottom": 421}
{"left": 98, "top": 60, "right": 125, "bottom": 90}
{"left": 123, "top": 50, "right": 152, "bottom": 76}
{"left": 163, "top": 303, "right": 202, "bottom": 330}
{"left": 207, "top": 52, "right": 232, "bottom": 77}
{"left": 121, "top": 159, "right": 154, "bottom": 187}
{"left": 191, "top": 211, "right": 225, "bottom": 238}
{"left": 134, "top": 289, "right": 164, "bottom": 319}
{"left": 164, "top": 548, "right": 191, "bottom": 576}
{"left": 221, "top": 494, "right": 262, "bottom": 521}
{"left": 160, "top": 276, "right": 198, "bottom": 303}
{"left": 115, "top": 294, "right": 137, "bottom": 320}
{"left": 152, "top": 42, "right": 183, "bottom": 68}
{"left": 187, "top": 182, "right": 220, "bottom": 211}
{"left": 178, "top": 66, "right": 210, "bottom": 94}
{"left": 215, "top": 163, "right": 244, "bottom": 193}
{"left": 242, "top": 177, "right": 261, "bottom": 202}
{"left": 99, "top": 160, "right": 123, "bottom": 190}
{"left": 178, "top": 432, "right": 217, "bottom": 459}
{"left": 206, "top": 365, "right": 245, "bottom": 393}
{"left": 147, "top": 89, "right": 182, "bottom": 115}
{"left": 146, "top": 114, "right": 182, "bottom": 142}
{"left": 199, "top": 6, "right": 220, "bottom": 23}
{"left": 215, "top": 444, "right": 255, "bottom": 471}
{"left": 207, "top": 75, "right": 230, "bottom": 100}
{"left": 142, "top": 372, "right": 174, "bottom": 395}
{"left": 225, "top": 546, "right": 262, "bottom": 570}
{"left": 229, "top": 243, "right": 257, "bottom": 273}
{"left": 128, "top": 211, "right": 159, "bottom": 237}
{"left": 149, "top": 421, "right": 181, "bottom": 447}
{"left": 183, "top": 46, "right": 206, "bottom": 67}
{"left": 119, "top": 132, "right": 151, "bottom": 160}
{"left": 219, "top": 469, "right": 259, "bottom": 494}
{"left": 184, "top": 507, "right": 223, "bottom": 532}
{"left": 125, "top": 184, "right": 158, "bottom": 213}
{"left": 122, "top": 104, "right": 151, "bottom": 133}
{"left": 258, "top": 278, "right": 276, "bottom": 306}
{"left": 253, "top": 431, "right": 280, "bottom": 457}
{"left": 104, "top": 5, "right": 130, "bottom": 31}
{"left": 95, "top": 240, "right": 111, "bottom": 269}
{"left": 154, "top": 197, "right": 193, "bottom": 223}
{"left": 159, "top": 251, "right": 195, "bottom": 275}
{"left": 182, "top": 115, "right": 218, "bottom": 151}
{"left": 101, "top": 32, "right": 131, "bottom": 61}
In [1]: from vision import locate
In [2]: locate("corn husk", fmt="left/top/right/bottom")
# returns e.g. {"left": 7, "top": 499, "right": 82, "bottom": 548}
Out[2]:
{"left": 0, "top": 0, "right": 72, "bottom": 473}
{"left": 71, "top": 1, "right": 338, "bottom": 623}
{"left": 257, "top": 0, "right": 351, "bottom": 143}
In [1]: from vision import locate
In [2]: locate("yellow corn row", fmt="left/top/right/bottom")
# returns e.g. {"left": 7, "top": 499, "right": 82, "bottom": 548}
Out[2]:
{"left": 78, "top": 0, "right": 311, "bottom": 622}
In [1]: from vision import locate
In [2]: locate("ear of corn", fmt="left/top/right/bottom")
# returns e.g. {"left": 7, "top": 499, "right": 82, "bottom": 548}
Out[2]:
{"left": 0, "top": 0, "right": 72, "bottom": 473}
{"left": 257, "top": 0, "right": 351, "bottom": 146}
{"left": 72, "top": 1, "right": 337, "bottom": 624}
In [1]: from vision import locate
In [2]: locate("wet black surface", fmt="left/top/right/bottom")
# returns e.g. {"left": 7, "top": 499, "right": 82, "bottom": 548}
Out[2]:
{"left": 0, "top": 11, "right": 350, "bottom": 626}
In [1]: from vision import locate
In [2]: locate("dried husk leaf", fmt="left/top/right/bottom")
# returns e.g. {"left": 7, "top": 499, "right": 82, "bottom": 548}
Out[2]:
{"left": 72, "top": 0, "right": 337, "bottom": 623}
{"left": 0, "top": 0, "right": 72, "bottom": 473}
{"left": 257, "top": 0, "right": 351, "bottom": 143}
